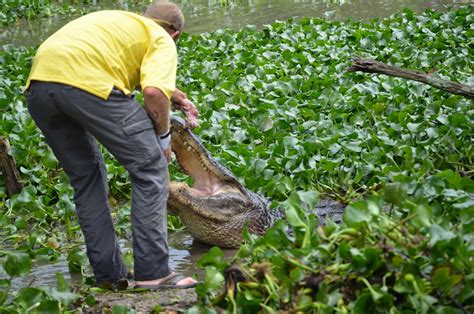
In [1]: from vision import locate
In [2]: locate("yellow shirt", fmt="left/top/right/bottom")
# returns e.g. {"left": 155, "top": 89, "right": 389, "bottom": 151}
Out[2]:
{"left": 26, "top": 10, "right": 177, "bottom": 100}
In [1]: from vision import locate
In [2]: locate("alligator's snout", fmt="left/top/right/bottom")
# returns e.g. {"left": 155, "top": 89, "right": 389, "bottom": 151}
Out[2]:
{"left": 168, "top": 116, "right": 272, "bottom": 248}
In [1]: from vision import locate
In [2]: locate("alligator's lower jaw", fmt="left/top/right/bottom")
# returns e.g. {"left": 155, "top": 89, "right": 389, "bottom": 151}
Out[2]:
{"left": 168, "top": 182, "right": 249, "bottom": 218}
{"left": 167, "top": 181, "right": 253, "bottom": 248}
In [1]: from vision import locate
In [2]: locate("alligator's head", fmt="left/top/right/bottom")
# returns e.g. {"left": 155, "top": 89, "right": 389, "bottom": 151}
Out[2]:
{"left": 168, "top": 116, "right": 273, "bottom": 248}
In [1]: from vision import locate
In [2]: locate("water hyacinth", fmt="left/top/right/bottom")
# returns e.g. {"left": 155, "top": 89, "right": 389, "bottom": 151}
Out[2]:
{"left": 0, "top": 4, "right": 473, "bottom": 312}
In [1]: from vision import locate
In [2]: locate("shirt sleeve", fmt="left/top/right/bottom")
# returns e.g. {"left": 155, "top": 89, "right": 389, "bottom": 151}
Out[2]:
{"left": 140, "top": 29, "right": 177, "bottom": 100}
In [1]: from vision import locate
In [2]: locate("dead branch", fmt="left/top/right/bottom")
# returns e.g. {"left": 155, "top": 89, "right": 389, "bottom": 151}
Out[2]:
{"left": 0, "top": 137, "right": 22, "bottom": 197}
{"left": 348, "top": 56, "right": 474, "bottom": 99}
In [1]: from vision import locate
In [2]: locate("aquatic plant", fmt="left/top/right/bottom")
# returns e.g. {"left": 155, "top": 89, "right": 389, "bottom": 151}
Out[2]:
{"left": 0, "top": 0, "right": 94, "bottom": 26}
{"left": 0, "top": 4, "right": 472, "bottom": 312}
{"left": 180, "top": 5, "right": 473, "bottom": 313}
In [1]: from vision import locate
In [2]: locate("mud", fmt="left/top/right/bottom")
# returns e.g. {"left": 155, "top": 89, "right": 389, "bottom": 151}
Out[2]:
{"left": 85, "top": 288, "right": 198, "bottom": 313}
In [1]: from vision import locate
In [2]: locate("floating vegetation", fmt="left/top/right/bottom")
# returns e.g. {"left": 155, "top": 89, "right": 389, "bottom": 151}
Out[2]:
{"left": 0, "top": 4, "right": 473, "bottom": 312}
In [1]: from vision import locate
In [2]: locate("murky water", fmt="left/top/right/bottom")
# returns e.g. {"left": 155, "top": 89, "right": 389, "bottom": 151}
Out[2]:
{"left": 1, "top": 0, "right": 468, "bottom": 47}
{"left": 1, "top": 231, "right": 235, "bottom": 289}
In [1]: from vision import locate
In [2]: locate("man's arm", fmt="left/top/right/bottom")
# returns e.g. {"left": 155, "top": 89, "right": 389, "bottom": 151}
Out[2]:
{"left": 143, "top": 86, "right": 172, "bottom": 161}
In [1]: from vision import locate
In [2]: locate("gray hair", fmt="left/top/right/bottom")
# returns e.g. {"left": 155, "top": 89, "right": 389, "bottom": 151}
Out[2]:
{"left": 144, "top": 1, "right": 185, "bottom": 32}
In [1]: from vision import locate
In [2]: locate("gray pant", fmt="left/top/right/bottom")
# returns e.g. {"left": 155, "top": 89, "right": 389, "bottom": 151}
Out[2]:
{"left": 26, "top": 81, "right": 170, "bottom": 284}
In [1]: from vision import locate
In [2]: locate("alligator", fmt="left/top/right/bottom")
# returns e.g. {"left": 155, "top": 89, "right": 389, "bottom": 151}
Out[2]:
{"left": 167, "top": 116, "right": 344, "bottom": 248}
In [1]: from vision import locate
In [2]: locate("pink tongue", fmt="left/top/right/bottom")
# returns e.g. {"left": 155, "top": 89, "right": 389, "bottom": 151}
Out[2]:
{"left": 194, "top": 184, "right": 220, "bottom": 195}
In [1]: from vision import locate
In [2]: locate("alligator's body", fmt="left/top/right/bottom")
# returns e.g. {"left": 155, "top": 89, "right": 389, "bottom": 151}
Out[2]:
{"left": 168, "top": 116, "right": 344, "bottom": 248}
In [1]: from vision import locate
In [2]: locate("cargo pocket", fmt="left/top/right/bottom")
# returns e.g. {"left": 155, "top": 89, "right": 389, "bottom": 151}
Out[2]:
{"left": 122, "top": 118, "right": 154, "bottom": 136}
{"left": 120, "top": 107, "right": 161, "bottom": 167}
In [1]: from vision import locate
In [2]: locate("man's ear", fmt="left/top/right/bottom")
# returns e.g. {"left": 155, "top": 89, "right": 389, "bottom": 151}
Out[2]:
{"left": 170, "top": 30, "right": 181, "bottom": 42}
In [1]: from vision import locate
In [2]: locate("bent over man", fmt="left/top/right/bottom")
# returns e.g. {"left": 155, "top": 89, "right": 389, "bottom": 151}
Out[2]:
{"left": 25, "top": 1, "right": 198, "bottom": 289}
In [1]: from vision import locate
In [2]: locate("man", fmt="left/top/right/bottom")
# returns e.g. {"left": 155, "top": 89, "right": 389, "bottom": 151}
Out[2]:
{"left": 25, "top": 1, "right": 198, "bottom": 289}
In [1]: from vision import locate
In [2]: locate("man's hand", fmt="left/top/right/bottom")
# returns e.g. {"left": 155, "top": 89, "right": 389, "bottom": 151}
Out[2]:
{"left": 171, "top": 88, "right": 199, "bottom": 129}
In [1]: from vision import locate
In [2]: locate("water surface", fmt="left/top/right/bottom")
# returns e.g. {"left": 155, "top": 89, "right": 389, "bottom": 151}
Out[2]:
{"left": 1, "top": 0, "right": 468, "bottom": 47}
{"left": 1, "top": 231, "right": 235, "bottom": 289}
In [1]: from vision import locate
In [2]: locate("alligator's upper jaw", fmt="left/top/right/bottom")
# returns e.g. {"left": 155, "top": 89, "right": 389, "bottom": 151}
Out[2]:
{"left": 169, "top": 116, "right": 248, "bottom": 204}
{"left": 168, "top": 126, "right": 226, "bottom": 196}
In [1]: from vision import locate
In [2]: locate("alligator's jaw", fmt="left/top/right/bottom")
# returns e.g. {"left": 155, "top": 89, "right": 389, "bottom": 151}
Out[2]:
{"left": 168, "top": 182, "right": 261, "bottom": 247}
{"left": 168, "top": 116, "right": 271, "bottom": 248}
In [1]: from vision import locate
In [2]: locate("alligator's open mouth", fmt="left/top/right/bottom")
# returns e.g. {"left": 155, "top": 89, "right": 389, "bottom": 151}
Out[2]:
{"left": 167, "top": 115, "right": 271, "bottom": 248}
{"left": 168, "top": 116, "right": 254, "bottom": 218}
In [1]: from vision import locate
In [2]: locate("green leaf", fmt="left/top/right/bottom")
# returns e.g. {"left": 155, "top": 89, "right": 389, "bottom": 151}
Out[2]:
{"left": 285, "top": 206, "right": 306, "bottom": 228}
{"left": 49, "top": 289, "right": 80, "bottom": 307}
{"left": 60, "top": 193, "right": 75, "bottom": 212}
{"left": 297, "top": 294, "right": 313, "bottom": 310}
{"left": 289, "top": 268, "right": 305, "bottom": 282}
{"left": 453, "top": 198, "right": 474, "bottom": 209}
{"left": 40, "top": 149, "right": 58, "bottom": 169}
{"left": 346, "top": 141, "right": 362, "bottom": 152}
{"left": 15, "top": 217, "right": 28, "bottom": 230}
{"left": 200, "top": 266, "right": 225, "bottom": 293}
{"left": 33, "top": 300, "right": 60, "bottom": 313}
{"left": 382, "top": 183, "right": 406, "bottom": 206}
{"left": 112, "top": 304, "right": 129, "bottom": 314}
{"left": 9, "top": 185, "right": 37, "bottom": 208}
{"left": 435, "top": 306, "right": 464, "bottom": 314}
{"left": 353, "top": 293, "right": 373, "bottom": 314}
{"left": 449, "top": 112, "right": 467, "bottom": 127}
{"left": 4, "top": 252, "right": 31, "bottom": 277}
{"left": 411, "top": 204, "right": 432, "bottom": 228}
{"left": 85, "top": 295, "right": 96, "bottom": 306}
{"left": 258, "top": 116, "right": 274, "bottom": 132}
{"left": 67, "top": 249, "right": 88, "bottom": 274}
{"left": 429, "top": 225, "right": 456, "bottom": 247}
{"left": 196, "top": 247, "right": 228, "bottom": 272}
{"left": 55, "top": 272, "right": 68, "bottom": 292}
{"left": 342, "top": 200, "right": 378, "bottom": 227}
{"left": 432, "top": 267, "right": 463, "bottom": 293}
{"left": 14, "top": 287, "right": 45, "bottom": 309}
{"left": 296, "top": 190, "right": 319, "bottom": 210}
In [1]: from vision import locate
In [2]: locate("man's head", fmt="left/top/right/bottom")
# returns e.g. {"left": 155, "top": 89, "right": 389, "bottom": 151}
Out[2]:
{"left": 144, "top": 1, "right": 184, "bottom": 41}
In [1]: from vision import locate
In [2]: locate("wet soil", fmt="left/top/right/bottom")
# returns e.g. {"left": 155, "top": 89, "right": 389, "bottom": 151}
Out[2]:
{"left": 85, "top": 288, "right": 197, "bottom": 313}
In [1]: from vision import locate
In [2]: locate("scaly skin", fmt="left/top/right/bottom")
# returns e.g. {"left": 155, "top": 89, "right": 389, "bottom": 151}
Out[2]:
{"left": 168, "top": 116, "right": 273, "bottom": 248}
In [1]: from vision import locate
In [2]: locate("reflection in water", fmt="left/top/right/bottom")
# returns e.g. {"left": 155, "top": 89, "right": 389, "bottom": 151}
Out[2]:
{"left": 1, "top": 231, "right": 235, "bottom": 289}
{"left": 167, "top": 230, "right": 237, "bottom": 279}
{"left": 0, "top": 0, "right": 467, "bottom": 47}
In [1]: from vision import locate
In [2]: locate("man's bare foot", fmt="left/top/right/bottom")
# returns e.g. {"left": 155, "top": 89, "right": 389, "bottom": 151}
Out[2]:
{"left": 135, "top": 272, "right": 197, "bottom": 288}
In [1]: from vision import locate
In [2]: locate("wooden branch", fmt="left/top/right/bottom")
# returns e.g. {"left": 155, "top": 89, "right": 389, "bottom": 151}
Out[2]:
{"left": 0, "top": 137, "right": 22, "bottom": 197}
{"left": 348, "top": 56, "right": 474, "bottom": 99}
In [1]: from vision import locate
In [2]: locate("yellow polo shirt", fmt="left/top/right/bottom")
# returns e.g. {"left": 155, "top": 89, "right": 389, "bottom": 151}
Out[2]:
{"left": 26, "top": 10, "right": 177, "bottom": 100}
